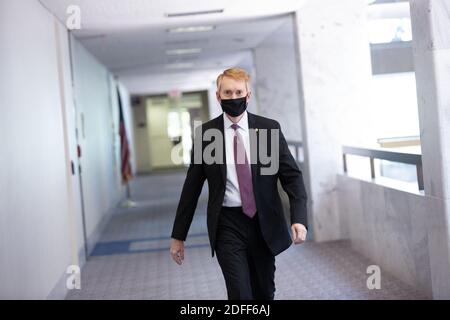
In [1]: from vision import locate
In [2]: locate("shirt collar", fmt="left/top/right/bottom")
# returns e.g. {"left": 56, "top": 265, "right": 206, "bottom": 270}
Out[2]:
{"left": 223, "top": 110, "right": 249, "bottom": 132}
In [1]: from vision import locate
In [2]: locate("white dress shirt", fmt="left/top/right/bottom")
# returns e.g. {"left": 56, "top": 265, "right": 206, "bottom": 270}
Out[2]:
{"left": 222, "top": 110, "right": 252, "bottom": 207}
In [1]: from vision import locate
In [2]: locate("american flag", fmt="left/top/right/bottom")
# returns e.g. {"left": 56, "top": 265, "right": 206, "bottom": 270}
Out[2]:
{"left": 117, "top": 87, "right": 132, "bottom": 184}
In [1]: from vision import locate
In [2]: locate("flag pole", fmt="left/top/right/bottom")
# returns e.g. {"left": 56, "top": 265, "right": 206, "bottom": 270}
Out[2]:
{"left": 121, "top": 180, "right": 137, "bottom": 208}
{"left": 116, "top": 82, "right": 137, "bottom": 209}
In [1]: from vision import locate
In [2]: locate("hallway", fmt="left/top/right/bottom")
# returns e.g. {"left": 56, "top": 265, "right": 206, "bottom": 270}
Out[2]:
{"left": 66, "top": 171, "right": 425, "bottom": 300}
{"left": 3, "top": 0, "right": 450, "bottom": 300}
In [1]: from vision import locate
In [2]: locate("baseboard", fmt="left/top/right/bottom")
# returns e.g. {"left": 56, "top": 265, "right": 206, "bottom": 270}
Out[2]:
{"left": 46, "top": 268, "right": 70, "bottom": 300}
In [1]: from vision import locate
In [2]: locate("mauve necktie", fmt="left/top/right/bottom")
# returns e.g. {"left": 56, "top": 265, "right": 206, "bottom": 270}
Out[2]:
{"left": 231, "top": 123, "right": 257, "bottom": 218}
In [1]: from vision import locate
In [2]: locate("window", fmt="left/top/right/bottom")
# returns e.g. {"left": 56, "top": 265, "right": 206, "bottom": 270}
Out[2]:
{"left": 368, "top": 18, "right": 412, "bottom": 44}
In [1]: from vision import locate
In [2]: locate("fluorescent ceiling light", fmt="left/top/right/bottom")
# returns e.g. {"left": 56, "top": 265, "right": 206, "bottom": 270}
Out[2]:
{"left": 165, "top": 63, "right": 194, "bottom": 69}
{"left": 168, "top": 25, "right": 215, "bottom": 33}
{"left": 166, "top": 48, "right": 202, "bottom": 55}
{"left": 166, "top": 9, "right": 224, "bottom": 18}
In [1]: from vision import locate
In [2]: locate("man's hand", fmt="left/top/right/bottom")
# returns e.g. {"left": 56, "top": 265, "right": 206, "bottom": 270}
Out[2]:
{"left": 170, "top": 238, "right": 185, "bottom": 265}
{"left": 291, "top": 223, "right": 307, "bottom": 245}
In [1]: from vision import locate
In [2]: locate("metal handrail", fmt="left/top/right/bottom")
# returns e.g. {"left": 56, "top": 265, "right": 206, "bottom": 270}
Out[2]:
{"left": 286, "top": 140, "right": 303, "bottom": 163}
{"left": 342, "top": 145, "right": 424, "bottom": 191}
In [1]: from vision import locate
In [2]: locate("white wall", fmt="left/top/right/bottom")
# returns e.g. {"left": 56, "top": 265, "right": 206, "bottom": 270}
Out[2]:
{"left": 70, "top": 37, "right": 126, "bottom": 254}
{"left": 0, "top": 0, "right": 74, "bottom": 299}
{"left": 253, "top": 15, "right": 303, "bottom": 141}
{"left": 53, "top": 14, "right": 85, "bottom": 295}
{"left": 293, "top": 0, "right": 375, "bottom": 242}
{"left": 409, "top": 0, "right": 450, "bottom": 299}
{"left": 338, "top": 175, "right": 433, "bottom": 298}
{"left": 0, "top": 0, "right": 133, "bottom": 299}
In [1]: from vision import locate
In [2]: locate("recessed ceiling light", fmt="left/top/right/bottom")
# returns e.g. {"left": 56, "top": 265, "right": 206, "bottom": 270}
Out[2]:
{"left": 165, "top": 38, "right": 209, "bottom": 45}
{"left": 166, "top": 48, "right": 202, "bottom": 55}
{"left": 168, "top": 25, "right": 215, "bottom": 33}
{"left": 165, "top": 9, "right": 224, "bottom": 18}
{"left": 165, "top": 62, "right": 194, "bottom": 69}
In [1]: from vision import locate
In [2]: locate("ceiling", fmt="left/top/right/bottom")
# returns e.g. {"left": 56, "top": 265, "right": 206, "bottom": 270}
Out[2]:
{"left": 39, "top": 0, "right": 306, "bottom": 79}
{"left": 74, "top": 15, "right": 292, "bottom": 76}
{"left": 38, "top": 0, "right": 410, "bottom": 94}
{"left": 39, "top": 0, "right": 307, "bottom": 30}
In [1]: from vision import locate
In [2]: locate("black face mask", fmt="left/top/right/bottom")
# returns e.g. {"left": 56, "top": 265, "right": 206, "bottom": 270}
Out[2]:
{"left": 220, "top": 96, "right": 248, "bottom": 117}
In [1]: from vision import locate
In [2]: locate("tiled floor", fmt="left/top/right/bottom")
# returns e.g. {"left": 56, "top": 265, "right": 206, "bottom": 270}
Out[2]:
{"left": 66, "top": 170, "right": 427, "bottom": 300}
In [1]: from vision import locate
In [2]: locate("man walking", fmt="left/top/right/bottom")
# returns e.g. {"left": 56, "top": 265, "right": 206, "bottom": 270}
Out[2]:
{"left": 170, "top": 68, "right": 308, "bottom": 300}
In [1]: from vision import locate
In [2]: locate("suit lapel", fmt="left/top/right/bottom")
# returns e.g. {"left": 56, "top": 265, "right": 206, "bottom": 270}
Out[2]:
{"left": 247, "top": 112, "right": 259, "bottom": 185}
{"left": 217, "top": 114, "right": 227, "bottom": 185}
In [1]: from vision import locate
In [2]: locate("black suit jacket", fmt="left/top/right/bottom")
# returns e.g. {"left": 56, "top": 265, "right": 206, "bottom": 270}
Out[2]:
{"left": 171, "top": 112, "right": 308, "bottom": 257}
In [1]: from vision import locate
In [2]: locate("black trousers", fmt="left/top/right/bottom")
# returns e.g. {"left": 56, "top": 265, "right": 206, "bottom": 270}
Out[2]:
{"left": 214, "top": 206, "right": 276, "bottom": 300}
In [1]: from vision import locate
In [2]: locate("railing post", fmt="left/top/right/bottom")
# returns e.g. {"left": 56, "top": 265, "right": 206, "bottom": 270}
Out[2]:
{"left": 370, "top": 157, "right": 375, "bottom": 179}
{"left": 343, "top": 153, "right": 347, "bottom": 173}
{"left": 416, "top": 162, "right": 424, "bottom": 191}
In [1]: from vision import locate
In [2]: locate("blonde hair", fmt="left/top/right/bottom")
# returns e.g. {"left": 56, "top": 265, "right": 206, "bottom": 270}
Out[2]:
{"left": 216, "top": 68, "right": 251, "bottom": 92}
